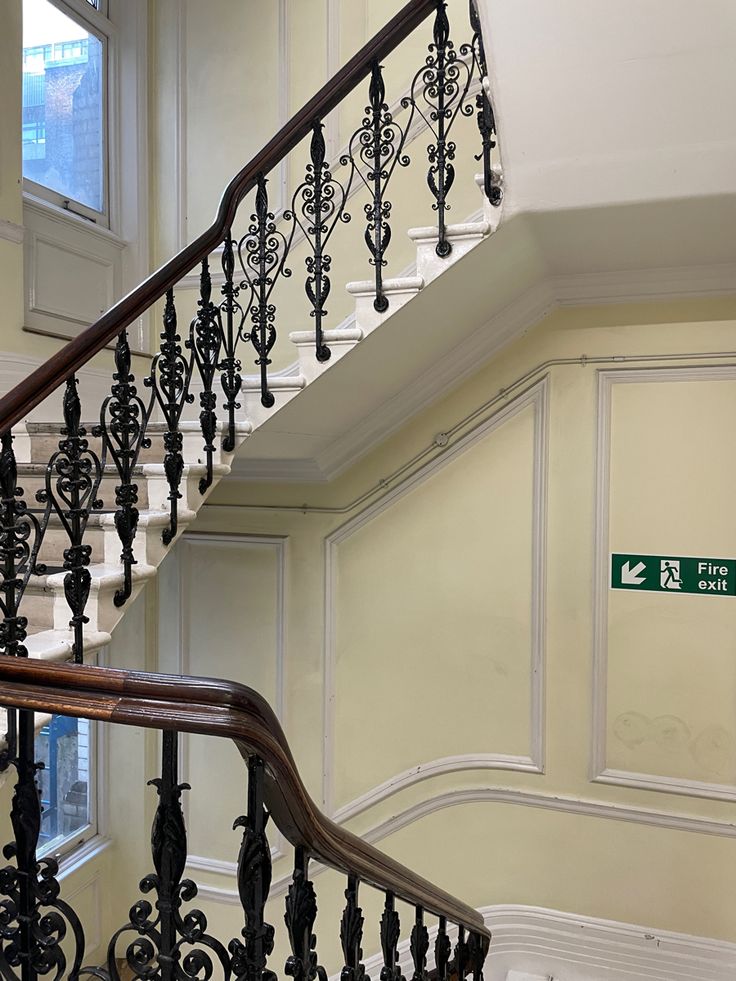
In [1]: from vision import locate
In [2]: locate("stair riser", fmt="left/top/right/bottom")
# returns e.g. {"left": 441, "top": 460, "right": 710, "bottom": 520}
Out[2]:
{"left": 15, "top": 473, "right": 150, "bottom": 511}
{"left": 413, "top": 233, "right": 488, "bottom": 284}
{"left": 25, "top": 430, "right": 233, "bottom": 468}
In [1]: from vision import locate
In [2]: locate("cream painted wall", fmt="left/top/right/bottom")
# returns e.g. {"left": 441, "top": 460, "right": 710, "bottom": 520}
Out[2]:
{"left": 161, "top": 296, "right": 736, "bottom": 969}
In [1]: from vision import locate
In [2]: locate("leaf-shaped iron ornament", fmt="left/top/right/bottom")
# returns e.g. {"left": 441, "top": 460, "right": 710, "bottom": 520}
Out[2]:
{"left": 0, "top": 714, "right": 88, "bottom": 981}
{"left": 238, "top": 177, "right": 292, "bottom": 409}
{"left": 286, "top": 121, "right": 351, "bottom": 363}
{"left": 379, "top": 893, "right": 404, "bottom": 981}
{"left": 145, "top": 289, "right": 195, "bottom": 547}
{"left": 409, "top": 909, "right": 428, "bottom": 981}
{"left": 188, "top": 257, "right": 223, "bottom": 494}
{"left": 104, "top": 731, "right": 230, "bottom": 981}
{"left": 340, "top": 876, "right": 367, "bottom": 981}
{"left": 230, "top": 756, "right": 276, "bottom": 981}
{"left": 402, "top": 2, "right": 475, "bottom": 257}
{"left": 95, "top": 329, "right": 154, "bottom": 608}
{"left": 467, "top": 0, "right": 501, "bottom": 206}
{"left": 284, "top": 848, "right": 328, "bottom": 981}
{"left": 341, "top": 61, "right": 410, "bottom": 313}
{"left": 39, "top": 376, "right": 104, "bottom": 662}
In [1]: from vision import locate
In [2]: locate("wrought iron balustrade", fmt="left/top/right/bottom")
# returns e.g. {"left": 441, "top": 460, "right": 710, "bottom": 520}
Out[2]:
{"left": 0, "top": 1, "right": 500, "bottom": 977}
{"left": 0, "top": 658, "right": 492, "bottom": 981}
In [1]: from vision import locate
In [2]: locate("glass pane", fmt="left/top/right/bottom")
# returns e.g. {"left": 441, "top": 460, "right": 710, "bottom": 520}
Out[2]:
{"left": 22, "top": 0, "right": 104, "bottom": 213}
{"left": 35, "top": 715, "right": 92, "bottom": 856}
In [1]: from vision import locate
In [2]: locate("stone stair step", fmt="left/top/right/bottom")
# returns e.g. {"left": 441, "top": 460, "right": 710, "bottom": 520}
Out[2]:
{"left": 345, "top": 276, "right": 424, "bottom": 335}
{"left": 289, "top": 327, "right": 364, "bottom": 383}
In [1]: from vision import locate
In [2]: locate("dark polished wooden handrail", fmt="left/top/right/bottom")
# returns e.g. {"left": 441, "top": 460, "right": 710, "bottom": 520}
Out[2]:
{"left": 0, "top": 656, "right": 490, "bottom": 946}
{"left": 0, "top": 0, "right": 436, "bottom": 435}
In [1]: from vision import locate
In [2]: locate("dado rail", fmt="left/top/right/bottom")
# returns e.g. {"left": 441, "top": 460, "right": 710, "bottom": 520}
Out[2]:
{"left": 0, "top": 0, "right": 500, "bottom": 977}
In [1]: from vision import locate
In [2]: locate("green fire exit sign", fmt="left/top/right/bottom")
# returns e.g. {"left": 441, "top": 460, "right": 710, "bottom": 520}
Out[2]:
{"left": 611, "top": 553, "right": 736, "bottom": 596}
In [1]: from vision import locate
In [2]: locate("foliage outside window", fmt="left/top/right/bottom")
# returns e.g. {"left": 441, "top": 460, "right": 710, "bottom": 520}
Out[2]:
{"left": 22, "top": 0, "right": 106, "bottom": 218}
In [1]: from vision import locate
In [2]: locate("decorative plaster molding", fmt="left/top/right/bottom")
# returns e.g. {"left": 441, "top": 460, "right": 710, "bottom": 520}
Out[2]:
{"left": 194, "top": 784, "right": 736, "bottom": 907}
{"left": 592, "top": 366, "right": 736, "bottom": 803}
{"left": 0, "top": 219, "right": 25, "bottom": 245}
{"left": 323, "top": 378, "right": 549, "bottom": 819}
{"left": 179, "top": 533, "right": 288, "bottom": 876}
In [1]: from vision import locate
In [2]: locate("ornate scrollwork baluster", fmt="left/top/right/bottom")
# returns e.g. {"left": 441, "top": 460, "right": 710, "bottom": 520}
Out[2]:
{"left": 342, "top": 61, "right": 410, "bottom": 313}
{"left": 435, "top": 917, "right": 451, "bottom": 981}
{"left": 340, "top": 876, "right": 367, "bottom": 981}
{"left": 105, "top": 730, "right": 229, "bottom": 981}
{"left": 380, "top": 892, "right": 404, "bottom": 981}
{"left": 146, "top": 289, "right": 195, "bottom": 547}
{"left": 409, "top": 908, "right": 428, "bottom": 981}
{"left": 285, "top": 121, "right": 351, "bottom": 363}
{"left": 95, "top": 330, "right": 154, "bottom": 609}
{"left": 219, "top": 235, "right": 245, "bottom": 454}
{"left": 402, "top": 1, "right": 475, "bottom": 257}
{"left": 284, "top": 847, "right": 327, "bottom": 981}
{"left": 238, "top": 176, "right": 292, "bottom": 409}
{"left": 0, "top": 432, "right": 49, "bottom": 666}
{"left": 467, "top": 0, "right": 501, "bottom": 206}
{"left": 0, "top": 711, "right": 88, "bottom": 981}
{"left": 188, "top": 258, "right": 222, "bottom": 493}
{"left": 40, "top": 377, "right": 104, "bottom": 663}
{"left": 229, "top": 756, "right": 276, "bottom": 981}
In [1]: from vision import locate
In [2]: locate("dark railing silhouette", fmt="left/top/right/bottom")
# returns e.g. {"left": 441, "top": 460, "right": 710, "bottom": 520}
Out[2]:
{"left": 0, "top": 1, "right": 500, "bottom": 978}
{"left": 0, "top": 658, "right": 491, "bottom": 981}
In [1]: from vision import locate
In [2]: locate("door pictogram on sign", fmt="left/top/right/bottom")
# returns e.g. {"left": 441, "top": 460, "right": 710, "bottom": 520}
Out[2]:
{"left": 660, "top": 559, "right": 682, "bottom": 590}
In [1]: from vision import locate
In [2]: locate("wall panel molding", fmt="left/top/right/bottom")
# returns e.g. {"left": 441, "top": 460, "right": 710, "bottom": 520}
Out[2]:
{"left": 323, "top": 377, "right": 549, "bottom": 819}
{"left": 179, "top": 533, "right": 288, "bottom": 876}
{"left": 195, "top": 782, "right": 736, "bottom": 906}
{"left": 592, "top": 365, "right": 736, "bottom": 802}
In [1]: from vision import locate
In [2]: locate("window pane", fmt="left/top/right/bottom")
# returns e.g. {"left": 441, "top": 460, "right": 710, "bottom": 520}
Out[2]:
{"left": 22, "top": 0, "right": 104, "bottom": 213}
{"left": 35, "top": 715, "right": 92, "bottom": 857}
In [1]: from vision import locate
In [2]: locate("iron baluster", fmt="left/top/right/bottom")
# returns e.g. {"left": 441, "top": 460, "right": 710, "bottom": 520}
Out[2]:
{"left": 146, "top": 289, "right": 195, "bottom": 547}
{"left": 434, "top": 917, "right": 451, "bottom": 981}
{"left": 105, "top": 730, "right": 229, "bottom": 981}
{"left": 239, "top": 176, "right": 292, "bottom": 409}
{"left": 468, "top": 0, "right": 501, "bottom": 206}
{"left": 40, "top": 377, "right": 104, "bottom": 663}
{"left": 379, "top": 893, "right": 403, "bottom": 981}
{"left": 218, "top": 235, "right": 244, "bottom": 454}
{"left": 340, "top": 875, "right": 367, "bottom": 981}
{"left": 0, "top": 710, "right": 87, "bottom": 981}
{"left": 95, "top": 330, "right": 153, "bottom": 608}
{"left": 402, "top": 1, "right": 475, "bottom": 257}
{"left": 284, "top": 847, "right": 327, "bottom": 981}
{"left": 342, "top": 61, "right": 410, "bottom": 313}
{"left": 409, "top": 908, "right": 428, "bottom": 981}
{"left": 467, "top": 932, "right": 488, "bottom": 981}
{"left": 454, "top": 926, "right": 469, "bottom": 981}
{"left": 188, "top": 257, "right": 222, "bottom": 493}
{"left": 286, "top": 121, "right": 351, "bottom": 363}
{"left": 0, "top": 431, "right": 49, "bottom": 669}
{"left": 229, "top": 756, "right": 276, "bottom": 981}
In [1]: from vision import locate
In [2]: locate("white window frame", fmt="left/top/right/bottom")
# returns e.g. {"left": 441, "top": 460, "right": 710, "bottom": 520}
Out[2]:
{"left": 21, "top": 0, "right": 150, "bottom": 351}
{"left": 36, "top": 713, "right": 100, "bottom": 863}
{"left": 22, "top": 0, "right": 112, "bottom": 226}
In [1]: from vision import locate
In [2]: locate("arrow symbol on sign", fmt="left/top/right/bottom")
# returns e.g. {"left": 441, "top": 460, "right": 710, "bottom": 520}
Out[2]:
{"left": 621, "top": 560, "right": 646, "bottom": 585}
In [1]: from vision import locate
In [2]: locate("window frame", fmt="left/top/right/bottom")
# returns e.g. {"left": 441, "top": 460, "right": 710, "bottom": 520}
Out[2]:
{"left": 21, "top": 0, "right": 113, "bottom": 226}
{"left": 36, "top": 713, "right": 100, "bottom": 863}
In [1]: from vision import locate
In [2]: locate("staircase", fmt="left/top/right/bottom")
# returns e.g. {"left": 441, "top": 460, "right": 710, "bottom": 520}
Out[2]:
{"left": 0, "top": 1, "right": 501, "bottom": 977}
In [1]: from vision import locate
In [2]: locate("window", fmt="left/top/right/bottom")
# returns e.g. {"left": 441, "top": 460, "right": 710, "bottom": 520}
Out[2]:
{"left": 35, "top": 715, "right": 96, "bottom": 858}
{"left": 22, "top": 0, "right": 106, "bottom": 219}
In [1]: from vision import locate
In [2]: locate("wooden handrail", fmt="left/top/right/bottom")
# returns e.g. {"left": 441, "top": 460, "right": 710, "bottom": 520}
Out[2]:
{"left": 0, "top": 0, "right": 437, "bottom": 435}
{"left": 0, "top": 656, "right": 490, "bottom": 947}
